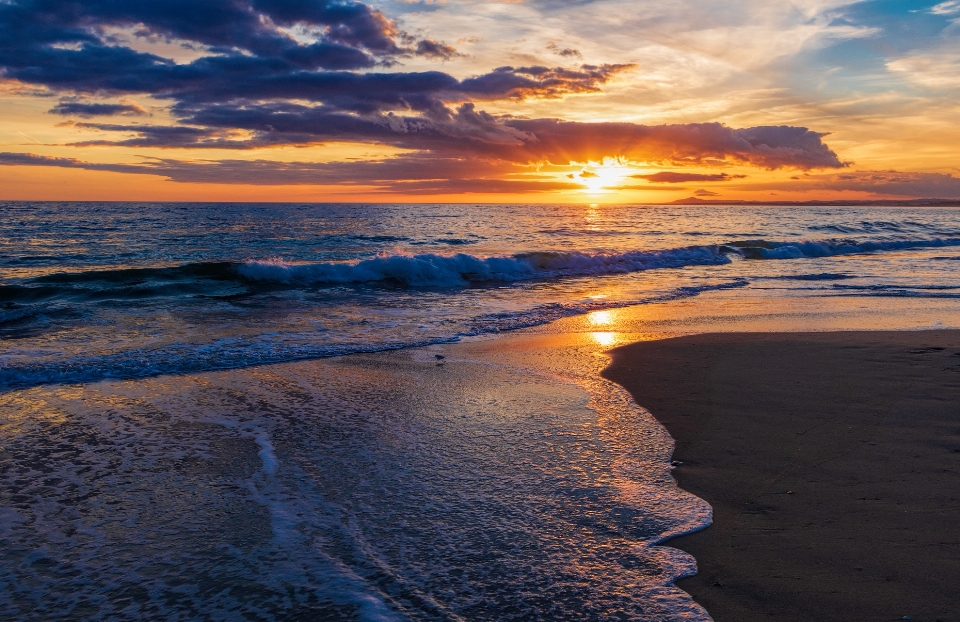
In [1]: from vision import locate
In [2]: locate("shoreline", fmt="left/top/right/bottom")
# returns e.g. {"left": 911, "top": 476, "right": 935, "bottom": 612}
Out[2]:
{"left": 602, "top": 331, "right": 960, "bottom": 622}
{"left": 6, "top": 287, "right": 960, "bottom": 619}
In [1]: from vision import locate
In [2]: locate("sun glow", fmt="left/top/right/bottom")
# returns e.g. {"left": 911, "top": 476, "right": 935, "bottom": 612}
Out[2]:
{"left": 570, "top": 160, "right": 629, "bottom": 194}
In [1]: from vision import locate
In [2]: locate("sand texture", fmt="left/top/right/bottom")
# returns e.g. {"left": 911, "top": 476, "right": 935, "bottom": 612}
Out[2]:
{"left": 602, "top": 331, "right": 960, "bottom": 622}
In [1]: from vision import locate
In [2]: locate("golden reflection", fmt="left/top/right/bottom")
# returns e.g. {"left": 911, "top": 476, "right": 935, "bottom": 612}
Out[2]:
{"left": 591, "top": 331, "right": 618, "bottom": 346}
{"left": 584, "top": 204, "right": 601, "bottom": 231}
{"left": 0, "top": 389, "right": 69, "bottom": 439}
{"left": 588, "top": 310, "right": 614, "bottom": 325}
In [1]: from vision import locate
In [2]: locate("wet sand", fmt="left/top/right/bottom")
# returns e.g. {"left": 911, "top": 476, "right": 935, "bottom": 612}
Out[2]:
{"left": 602, "top": 331, "right": 960, "bottom": 622}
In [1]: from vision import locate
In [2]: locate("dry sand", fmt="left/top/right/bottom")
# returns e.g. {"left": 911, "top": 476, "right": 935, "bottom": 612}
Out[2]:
{"left": 602, "top": 331, "right": 960, "bottom": 622}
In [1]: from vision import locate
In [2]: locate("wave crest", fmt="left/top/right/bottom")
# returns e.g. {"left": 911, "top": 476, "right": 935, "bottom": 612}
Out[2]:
{"left": 237, "top": 246, "right": 730, "bottom": 287}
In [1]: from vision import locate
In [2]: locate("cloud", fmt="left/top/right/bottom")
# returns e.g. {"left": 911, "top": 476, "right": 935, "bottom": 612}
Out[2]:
{"left": 0, "top": 0, "right": 629, "bottom": 116}
{"left": 930, "top": 1, "right": 960, "bottom": 16}
{"left": 694, "top": 189, "right": 719, "bottom": 196}
{"left": 0, "top": 150, "right": 579, "bottom": 194}
{"left": 722, "top": 170, "right": 960, "bottom": 199}
{"left": 887, "top": 52, "right": 960, "bottom": 89}
{"left": 0, "top": 151, "right": 145, "bottom": 174}
{"left": 632, "top": 171, "right": 746, "bottom": 183}
{"left": 495, "top": 120, "right": 844, "bottom": 169}
{"left": 62, "top": 104, "right": 845, "bottom": 170}
{"left": 50, "top": 100, "right": 147, "bottom": 117}
{"left": 792, "top": 170, "right": 960, "bottom": 198}
{"left": 546, "top": 43, "right": 582, "bottom": 58}
{"left": 415, "top": 39, "right": 461, "bottom": 60}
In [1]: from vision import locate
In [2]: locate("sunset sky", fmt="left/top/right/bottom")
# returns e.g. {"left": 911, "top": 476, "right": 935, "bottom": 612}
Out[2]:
{"left": 1, "top": 0, "right": 959, "bottom": 202}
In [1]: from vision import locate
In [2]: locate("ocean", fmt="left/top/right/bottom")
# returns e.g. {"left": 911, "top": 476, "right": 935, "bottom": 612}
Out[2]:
{"left": 2, "top": 201, "right": 960, "bottom": 620}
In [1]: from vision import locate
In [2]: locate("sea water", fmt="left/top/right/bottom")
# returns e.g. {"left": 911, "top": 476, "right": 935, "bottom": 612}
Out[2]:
{"left": 4, "top": 202, "right": 960, "bottom": 388}
{"left": 2, "top": 202, "right": 960, "bottom": 620}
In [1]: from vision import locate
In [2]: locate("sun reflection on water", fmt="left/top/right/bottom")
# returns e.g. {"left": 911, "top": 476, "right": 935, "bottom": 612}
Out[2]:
{"left": 588, "top": 310, "right": 614, "bottom": 325}
{"left": 591, "top": 331, "right": 618, "bottom": 346}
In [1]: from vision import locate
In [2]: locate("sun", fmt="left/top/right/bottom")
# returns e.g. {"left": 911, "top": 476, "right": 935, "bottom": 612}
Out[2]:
{"left": 572, "top": 161, "right": 629, "bottom": 194}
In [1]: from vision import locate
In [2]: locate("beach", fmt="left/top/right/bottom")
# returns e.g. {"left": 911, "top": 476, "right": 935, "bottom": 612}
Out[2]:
{"left": 603, "top": 331, "right": 960, "bottom": 622}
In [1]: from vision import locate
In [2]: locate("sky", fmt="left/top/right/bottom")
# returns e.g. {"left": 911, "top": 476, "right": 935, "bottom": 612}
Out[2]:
{"left": 1, "top": 0, "right": 959, "bottom": 203}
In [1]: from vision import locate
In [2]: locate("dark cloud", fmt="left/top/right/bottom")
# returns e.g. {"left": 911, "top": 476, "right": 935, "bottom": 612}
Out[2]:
{"left": 496, "top": 121, "right": 845, "bottom": 169}
{"left": 0, "top": 0, "right": 624, "bottom": 115}
{"left": 460, "top": 64, "right": 633, "bottom": 100}
{"left": 65, "top": 121, "right": 245, "bottom": 148}
{"left": 694, "top": 189, "right": 720, "bottom": 196}
{"left": 0, "top": 151, "right": 577, "bottom": 194}
{"left": 50, "top": 100, "right": 146, "bottom": 117}
{"left": 63, "top": 102, "right": 845, "bottom": 171}
{"left": 633, "top": 172, "right": 746, "bottom": 183}
{"left": 0, "top": 151, "right": 146, "bottom": 174}
{"left": 0, "top": 0, "right": 406, "bottom": 65}
{"left": 546, "top": 43, "right": 582, "bottom": 58}
{"left": 415, "top": 39, "right": 461, "bottom": 60}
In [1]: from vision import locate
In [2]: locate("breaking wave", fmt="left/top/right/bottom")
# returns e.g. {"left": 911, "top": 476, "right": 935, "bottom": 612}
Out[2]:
{"left": 5, "top": 237, "right": 958, "bottom": 304}
{"left": 237, "top": 246, "right": 731, "bottom": 287}
{"left": 239, "top": 236, "right": 960, "bottom": 287}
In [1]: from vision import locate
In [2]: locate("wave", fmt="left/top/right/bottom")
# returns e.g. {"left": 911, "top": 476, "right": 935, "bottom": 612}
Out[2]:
{"left": 239, "top": 236, "right": 960, "bottom": 286}
{"left": 0, "top": 262, "right": 245, "bottom": 305}
{"left": 6, "top": 235, "right": 959, "bottom": 305}
{"left": 237, "top": 246, "right": 731, "bottom": 287}
{"left": 722, "top": 237, "right": 960, "bottom": 260}
{"left": 806, "top": 220, "right": 953, "bottom": 235}
{"left": 29, "top": 261, "right": 238, "bottom": 284}
{"left": 826, "top": 282, "right": 960, "bottom": 298}
{"left": 781, "top": 272, "right": 855, "bottom": 281}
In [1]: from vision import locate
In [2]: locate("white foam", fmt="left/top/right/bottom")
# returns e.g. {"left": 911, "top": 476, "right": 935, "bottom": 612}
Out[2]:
{"left": 238, "top": 246, "right": 730, "bottom": 287}
{"left": 254, "top": 431, "right": 279, "bottom": 476}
